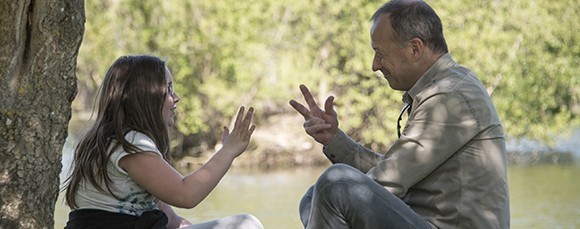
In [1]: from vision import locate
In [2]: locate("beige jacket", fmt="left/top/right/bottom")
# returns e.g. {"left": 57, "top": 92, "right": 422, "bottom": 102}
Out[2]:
{"left": 323, "top": 54, "right": 510, "bottom": 228}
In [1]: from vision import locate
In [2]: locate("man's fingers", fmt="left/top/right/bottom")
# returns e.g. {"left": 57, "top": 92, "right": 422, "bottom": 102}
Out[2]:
{"left": 324, "top": 96, "right": 336, "bottom": 116}
{"left": 304, "top": 123, "right": 332, "bottom": 135}
{"left": 299, "top": 84, "right": 322, "bottom": 113}
{"left": 289, "top": 100, "right": 312, "bottom": 120}
{"left": 303, "top": 117, "right": 325, "bottom": 127}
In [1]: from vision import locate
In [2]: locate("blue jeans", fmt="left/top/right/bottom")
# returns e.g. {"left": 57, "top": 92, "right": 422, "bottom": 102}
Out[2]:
{"left": 299, "top": 164, "right": 432, "bottom": 229}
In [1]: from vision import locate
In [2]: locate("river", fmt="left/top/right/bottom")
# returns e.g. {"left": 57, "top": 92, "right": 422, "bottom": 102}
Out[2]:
{"left": 54, "top": 162, "right": 580, "bottom": 228}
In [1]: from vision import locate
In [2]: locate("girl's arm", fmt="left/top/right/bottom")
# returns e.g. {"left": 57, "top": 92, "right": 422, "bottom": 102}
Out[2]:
{"left": 119, "top": 107, "right": 255, "bottom": 208}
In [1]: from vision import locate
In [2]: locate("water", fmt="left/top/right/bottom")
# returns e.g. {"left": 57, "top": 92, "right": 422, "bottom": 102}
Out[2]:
{"left": 54, "top": 163, "right": 580, "bottom": 228}
{"left": 508, "top": 165, "right": 580, "bottom": 228}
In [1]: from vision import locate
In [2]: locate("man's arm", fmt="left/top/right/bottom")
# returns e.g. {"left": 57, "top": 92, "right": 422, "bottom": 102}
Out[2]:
{"left": 322, "top": 129, "right": 385, "bottom": 173}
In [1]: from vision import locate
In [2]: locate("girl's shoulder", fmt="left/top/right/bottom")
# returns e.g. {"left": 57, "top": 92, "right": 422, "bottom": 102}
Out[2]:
{"left": 124, "top": 131, "right": 158, "bottom": 152}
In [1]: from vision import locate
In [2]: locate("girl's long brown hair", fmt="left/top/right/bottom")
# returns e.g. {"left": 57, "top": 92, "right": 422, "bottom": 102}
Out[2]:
{"left": 63, "top": 55, "right": 170, "bottom": 208}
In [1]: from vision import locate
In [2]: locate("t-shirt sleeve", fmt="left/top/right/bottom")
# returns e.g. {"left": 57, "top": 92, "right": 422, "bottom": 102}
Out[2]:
{"left": 110, "top": 131, "right": 162, "bottom": 175}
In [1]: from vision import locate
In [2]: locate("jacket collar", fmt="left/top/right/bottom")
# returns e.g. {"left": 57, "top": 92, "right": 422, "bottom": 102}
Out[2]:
{"left": 402, "top": 53, "right": 455, "bottom": 103}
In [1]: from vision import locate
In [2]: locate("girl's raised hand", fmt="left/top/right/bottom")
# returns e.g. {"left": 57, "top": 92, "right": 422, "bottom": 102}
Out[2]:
{"left": 221, "top": 106, "right": 256, "bottom": 158}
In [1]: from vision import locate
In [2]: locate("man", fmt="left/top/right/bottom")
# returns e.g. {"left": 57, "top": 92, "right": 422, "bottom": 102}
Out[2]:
{"left": 289, "top": 0, "right": 510, "bottom": 228}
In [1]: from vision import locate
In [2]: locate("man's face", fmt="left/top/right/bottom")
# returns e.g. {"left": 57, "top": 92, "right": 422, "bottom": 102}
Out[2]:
{"left": 370, "top": 14, "right": 415, "bottom": 91}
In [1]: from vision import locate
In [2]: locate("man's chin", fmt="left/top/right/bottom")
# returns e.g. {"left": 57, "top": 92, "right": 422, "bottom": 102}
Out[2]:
{"left": 387, "top": 83, "right": 406, "bottom": 91}
{"left": 383, "top": 78, "right": 399, "bottom": 90}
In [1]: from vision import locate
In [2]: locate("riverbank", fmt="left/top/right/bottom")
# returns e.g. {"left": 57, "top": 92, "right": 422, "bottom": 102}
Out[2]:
{"left": 67, "top": 111, "right": 579, "bottom": 171}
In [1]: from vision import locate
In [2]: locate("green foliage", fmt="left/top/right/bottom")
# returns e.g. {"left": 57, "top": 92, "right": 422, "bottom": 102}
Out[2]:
{"left": 432, "top": 0, "right": 580, "bottom": 145}
{"left": 77, "top": 0, "right": 578, "bottom": 150}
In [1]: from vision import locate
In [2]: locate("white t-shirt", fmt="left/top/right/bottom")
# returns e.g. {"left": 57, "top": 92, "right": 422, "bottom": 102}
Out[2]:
{"left": 73, "top": 131, "right": 161, "bottom": 216}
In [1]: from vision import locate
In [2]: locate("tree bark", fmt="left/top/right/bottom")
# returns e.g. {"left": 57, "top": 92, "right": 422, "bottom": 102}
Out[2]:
{"left": 0, "top": 0, "right": 84, "bottom": 228}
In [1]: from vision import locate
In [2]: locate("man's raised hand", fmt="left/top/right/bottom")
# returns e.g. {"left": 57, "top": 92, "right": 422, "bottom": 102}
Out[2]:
{"left": 289, "top": 84, "right": 339, "bottom": 145}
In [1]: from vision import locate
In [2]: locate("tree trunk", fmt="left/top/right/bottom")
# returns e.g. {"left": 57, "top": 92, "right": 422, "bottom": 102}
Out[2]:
{"left": 0, "top": 0, "right": 84, "bottom": 228}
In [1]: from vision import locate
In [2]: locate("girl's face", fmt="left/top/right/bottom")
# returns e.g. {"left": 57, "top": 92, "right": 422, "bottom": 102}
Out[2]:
{"left": 163, "top": 66, "right": 180, "bottom": 127}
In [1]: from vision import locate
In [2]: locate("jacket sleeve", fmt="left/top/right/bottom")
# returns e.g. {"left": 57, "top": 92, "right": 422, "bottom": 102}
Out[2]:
{"left": 322, "top": 129, "right": 384, "bottom": 173}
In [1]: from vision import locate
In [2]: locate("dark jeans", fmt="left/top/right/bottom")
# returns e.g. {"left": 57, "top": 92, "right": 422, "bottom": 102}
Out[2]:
{"left": 299, "top": 164, "right": 432, "bottom": 229}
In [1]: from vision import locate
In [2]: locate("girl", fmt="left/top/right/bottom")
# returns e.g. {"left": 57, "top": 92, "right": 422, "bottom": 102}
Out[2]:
{"left": 63, "top": 55, "right": 262, "bottom": 228}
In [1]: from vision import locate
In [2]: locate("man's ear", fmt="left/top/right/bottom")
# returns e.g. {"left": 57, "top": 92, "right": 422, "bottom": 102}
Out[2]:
{"left": 409, "top": 37, "right": 425, "bottom": 60}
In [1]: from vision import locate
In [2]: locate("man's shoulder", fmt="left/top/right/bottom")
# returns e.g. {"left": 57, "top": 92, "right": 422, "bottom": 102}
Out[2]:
{"left": 430, "top": 64, "right": 484, "bottom": 93}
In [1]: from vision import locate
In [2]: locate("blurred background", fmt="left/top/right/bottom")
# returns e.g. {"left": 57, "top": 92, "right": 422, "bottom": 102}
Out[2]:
{"left": 56, "top": 0, "right": 579, "bottom": 228}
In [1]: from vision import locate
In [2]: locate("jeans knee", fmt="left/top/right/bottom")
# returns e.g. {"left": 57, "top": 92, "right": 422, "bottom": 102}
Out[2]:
{"left": 316, "top": 164, "right": 364, "bottom": 188}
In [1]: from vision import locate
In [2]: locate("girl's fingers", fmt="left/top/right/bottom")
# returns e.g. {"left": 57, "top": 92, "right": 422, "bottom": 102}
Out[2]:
{"left": 222, "top": 126, "right": 229, "bottom": 142}
{"left": 234, "top": 106, "right": 245, "bottom": 128}
{"left": 243, "top": 107, "right": 254, "bottom": 127}
{"left": 231, "top": 106, "right": 255, "bottom": 136}
{"left": 247, "top": 124, "right": 256, "bottom": 138}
